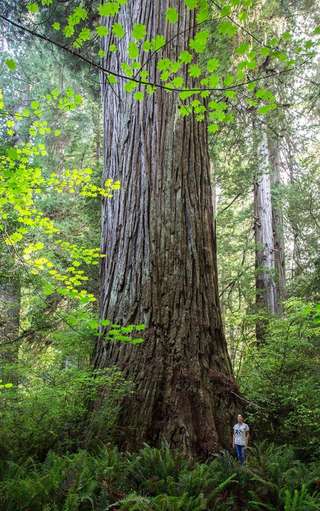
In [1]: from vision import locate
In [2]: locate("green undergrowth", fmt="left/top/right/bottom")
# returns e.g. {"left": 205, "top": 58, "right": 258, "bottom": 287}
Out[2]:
{"left": 0, "top": 442, "right": 319, "bottom": 511}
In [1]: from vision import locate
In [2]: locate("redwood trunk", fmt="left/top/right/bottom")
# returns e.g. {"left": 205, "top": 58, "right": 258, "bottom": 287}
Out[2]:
{"left": 254, "top": 124, "right": 277, "bottom": 340}
{"left": 268, "top": 131, "right": 286, "bottom": 308}
{"left": 94, "top": 0, "right": 237, "bottom": 457}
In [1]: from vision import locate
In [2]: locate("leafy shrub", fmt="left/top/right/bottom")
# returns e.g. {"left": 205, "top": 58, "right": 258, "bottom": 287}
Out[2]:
{"left": 240, "top": 299, "right": 320, "bottom": 460}
{"left": 0, "top": 364, "right": 129, "bottom": 462}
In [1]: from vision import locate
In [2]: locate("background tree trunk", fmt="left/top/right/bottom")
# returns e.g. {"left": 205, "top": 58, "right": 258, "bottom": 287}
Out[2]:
{"left": 93, "top": 0, "right": 238, "bottom": 457}
{"left": 268, "top": 130, "right": 286, "bottom": 309}
{"left": 0, "top": 273, "right": 20, "bottom": 382}
{"left": 254, "top": 123, "right": 277, "bottom": 341}
{"left": 253, "top": 121, "right": 287, "bottom": 341}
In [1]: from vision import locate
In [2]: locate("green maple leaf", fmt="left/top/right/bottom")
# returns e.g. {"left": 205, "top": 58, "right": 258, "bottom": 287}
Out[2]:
{"left": 236, "top": 42, "right": 250, "bottom": 55}
{"left": 128, "top": 41, "right": 139, "bottom": 59}
{"left": 151, "top": 35, "right": 166, "bottom": 51}
{"left": 98, "top": 2, "right": 120, "bottom": 16}
{"left": 27, "top": 2, "right": 39, "bottom": 13}
{"left": 189, "top": 64, "right": 202, "bottom": 78}
{"left": 169, "top": 76, "right": 184, "bottom": 88}
{"left": 208, "top": 123, "right": 219, "bottom": 134}
{"left": 134, "top": 91, "right": 144, "bottom": 101}
{"left": 96, "top": 25, "right": 109, "bottom": 37}
{"left": 218, "top": 20, "right": 237, "bottom": 37}
{"left": 125, "top": 81, "right": 137, "bottom": 93}
{"left": 207, "top": 58, "right": 219, "bottom": 72}
{"left": 166, "top": 7, "right": 179, "bottom": 23}
{"left": 185, "top": 0, "right": 198, "bottom": 8}
{"left": 257, "top": 103, "right": 277, "bottom": 114}
{"left": 112, "top": 23, "right": 125, "bottom": 39}
{"left": 189, "top": 30, "right": 209, "bottom": 53}
{"left": 5, "top": 59, "right": 16, "bottom": 71}
{"left": 132, "top": 23, "right": 147, "bottom": 40}
{"left": 179, "top": 50, "right": 193, "bottom": 64}
{"left": 255, "top": 88, "right": 275, "bottom": 101}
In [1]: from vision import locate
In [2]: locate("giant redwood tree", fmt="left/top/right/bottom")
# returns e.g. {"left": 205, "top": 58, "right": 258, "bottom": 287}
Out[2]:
{"left": 93, "top": 0, "right": 238, "bottom": 457}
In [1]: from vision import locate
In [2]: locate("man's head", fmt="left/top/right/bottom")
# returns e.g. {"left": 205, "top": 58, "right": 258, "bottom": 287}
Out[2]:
{"left": 237, "top": 414, "right": 244, "bottom": 424}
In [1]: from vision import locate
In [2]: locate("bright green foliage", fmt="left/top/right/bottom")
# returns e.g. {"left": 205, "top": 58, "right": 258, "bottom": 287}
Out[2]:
{"left": 124, "top": 80, "right": 137, "bottom": 93}
{"left": 188, "top": 64, "right": 202, "bottom": 78}
{"left": 98, "top": 2, "right": 121, "bottom": 17}
{"left": 0, "top": 380, "right": 13, "bottom": 390}
{"left": 207, "top": 58, "right": 220, "bottom": 72}
{"left": 4, "top": 59, "right": 16, "bottom": 71}
{"left": 68, "top": 6, "right": 88, "bottom": 25}
{"left": 166, "top": 7, "right": 179, "bottom": 24}
{"left": 132, "top": 23, "right": 147, "bottom": 40}
{"left": 0, "top": 85, "right": 120, "bottom": 304}
{"left": 128, "top": 41, "right": 139, "bottom": 59}
{"left": 236, "top": 42, "right": 250, "bottom": 55}
{"left": 22, "top": 0, "right": 320, "bottom": 137}
{"left": 133, "top": 90, "right": 144, "bottom": 102}
{"left": 184, "top": 0, "right": 198, "bottom": 8}
{"left": 96, "top": 25, "right": 108, "bottom": 37}
{"left": 218, "top": 20, "right": 238, "bottom": 38}
{"left": 149, "top": 34, "right": 166, "bottom": 51}
{"left": 112, "top": 23, "right": 125, "bottom": 39}
{"left": 208, "top": 123, "right": 219, "bottom": 133}
{"left": 104, "top": 322, "right": 145, "bottom": 344}
{"left": 257, "top": 103, "right": 277, "bottom": 114}
{"left": 63, "top": 5, "right": 89, "bottom": 41}
{"left": 73, "top": 27, "right": 92, "bottom": 48}
{"left": 179, "top": 50, "right": 193, "bottom": 64}
{"left": 27, "top": 2, "right": 39, "bottom": 13}
{"left": 189, "top": 30, "right": 210, "bottom": 53}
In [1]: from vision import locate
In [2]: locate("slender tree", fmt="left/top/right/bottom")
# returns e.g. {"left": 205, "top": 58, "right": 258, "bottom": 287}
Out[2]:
{"left": 93, "top": 1, "right": 238, "bottom": 457}
{"left": 253, "top": 120, "right": 277, "bottom": 340}
{"left": 253, "top": 119, "right": 286, "bottom": 341}
{"left": 268, "top": 129, "right": 286, "bottom": 307}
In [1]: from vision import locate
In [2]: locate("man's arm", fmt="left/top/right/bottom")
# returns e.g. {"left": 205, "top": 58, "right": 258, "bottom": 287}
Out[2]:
{"left": 245, "top": 428, "right": 250, "bottom": 447}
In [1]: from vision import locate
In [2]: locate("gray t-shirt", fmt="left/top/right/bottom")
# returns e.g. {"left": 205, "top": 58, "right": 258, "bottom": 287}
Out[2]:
{"left": 233, "top": 422, "right": 249, "bottom": 446}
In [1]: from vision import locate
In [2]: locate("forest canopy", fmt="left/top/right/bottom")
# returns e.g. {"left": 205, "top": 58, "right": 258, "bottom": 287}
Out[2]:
{"left": 0, "top": 0, "right": 320, "bottom": 509}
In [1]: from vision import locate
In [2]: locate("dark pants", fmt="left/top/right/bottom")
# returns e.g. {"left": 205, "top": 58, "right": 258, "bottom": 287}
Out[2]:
{"left": 235, "top": 444, "right": 246, "bottom": 465}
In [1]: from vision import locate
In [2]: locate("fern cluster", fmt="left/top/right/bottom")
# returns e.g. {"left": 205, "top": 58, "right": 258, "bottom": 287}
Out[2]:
{"left": 0, "top": 443, "right": 319, "bottom": 511}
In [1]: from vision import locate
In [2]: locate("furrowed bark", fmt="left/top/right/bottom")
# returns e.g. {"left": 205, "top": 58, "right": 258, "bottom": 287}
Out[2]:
{"left": 268, "top": 131, "right": 286, "bottom": 309}
{"left": 253, "top": 120, "right": 286, "bottom": 341}
{"left": 254, "top": 123, "right": 277, "bottom": 341}
{"left": 93, "top": 0, "right": 238, "bottom": 457}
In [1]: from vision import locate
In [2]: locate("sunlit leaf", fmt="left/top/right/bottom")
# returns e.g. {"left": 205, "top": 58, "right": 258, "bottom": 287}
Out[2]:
{"left": 166, "top": 7, "right": 179, "bottom": 23}
{"left": 5, "top": 59, "right": 16, "bottom": 71}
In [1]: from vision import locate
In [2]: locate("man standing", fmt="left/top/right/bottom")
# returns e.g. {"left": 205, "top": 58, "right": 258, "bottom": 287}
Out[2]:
{"left": 233, "top": 414, "right": 250, "bottom": 465}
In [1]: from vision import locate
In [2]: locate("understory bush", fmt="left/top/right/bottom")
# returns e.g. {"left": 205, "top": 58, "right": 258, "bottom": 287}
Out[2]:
{"left": 240, "top": 299, "right": 320, "bottom": 460}
{"left": 0, "top": 363, "right": 129, "bottom": 462}
{"left": 0, "top": 443, "right": 319, "bottom": 511}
